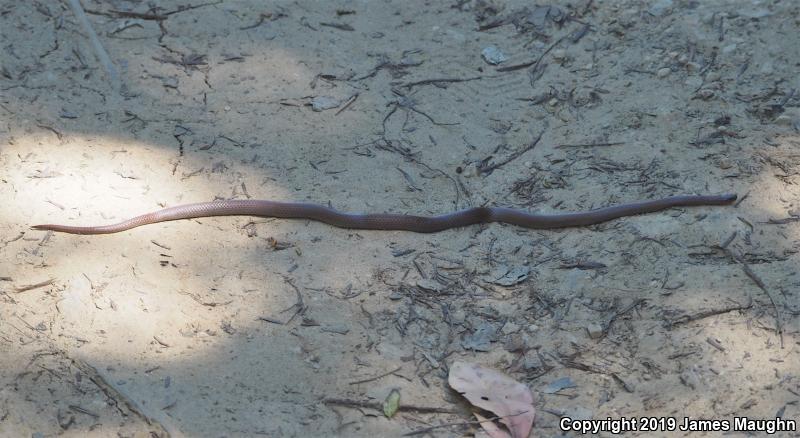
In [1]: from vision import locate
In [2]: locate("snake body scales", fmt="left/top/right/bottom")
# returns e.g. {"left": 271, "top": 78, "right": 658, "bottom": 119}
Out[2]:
{"left": 31, "top": 194, "right": 737, "bottom": 235}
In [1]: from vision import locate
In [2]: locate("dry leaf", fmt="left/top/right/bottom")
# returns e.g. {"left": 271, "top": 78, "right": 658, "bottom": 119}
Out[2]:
{"left": 473, "top": 411, "right": 510, "bottom": 438}
{"left": 448, "top": 361, "right": 535, "bottom": 438}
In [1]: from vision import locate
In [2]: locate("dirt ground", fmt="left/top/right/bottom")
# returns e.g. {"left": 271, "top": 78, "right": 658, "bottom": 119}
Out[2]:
{"left": 2, "top": 0, "right": 799, "bottom": 436}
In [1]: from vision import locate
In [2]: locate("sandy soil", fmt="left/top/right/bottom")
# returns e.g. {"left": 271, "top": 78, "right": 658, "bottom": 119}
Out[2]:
{"left": 2, "top": 0, "right": 799, "bottom": 436}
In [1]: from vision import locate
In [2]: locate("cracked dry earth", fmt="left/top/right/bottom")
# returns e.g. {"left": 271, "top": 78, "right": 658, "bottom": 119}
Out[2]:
{"left": 1, "top": 0, "right": 800, "bottom": 437}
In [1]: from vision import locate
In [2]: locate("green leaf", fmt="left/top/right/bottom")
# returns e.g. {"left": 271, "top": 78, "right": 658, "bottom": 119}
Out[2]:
{"left": 383, "top": 389, "right": 401, "bottom": 418}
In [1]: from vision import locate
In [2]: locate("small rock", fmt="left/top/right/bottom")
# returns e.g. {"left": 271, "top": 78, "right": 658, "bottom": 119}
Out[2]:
{"left": 706, "top": 71, "right": 721, "bottom": 82}
{"left": 680, "top": 365, "right": 704, "bottom": 390}
{"left": 321, "top": 324, "right": 349, "bottom": 335}
{"left": 462, "top": 324, "right": 496, "bottom": 351}
{"left": 721, "top": 44, "right": 737, "bottom": 55}
{"left": 739, "top": 8, "right": 771, "bottom": 19}
{"left": 523, "top": 354, "right": 543, "bottom": 370}
{"left": 586, "top": 323, "right": 604, "bottom": 339}
{"left": 376, "top": 342, "right": 407, "bottom": 360}
{"left": 542, "top": 376, "right": 577, "bottom": 394}
{"left": 686, "top": 62, "right": 702, "bottom": 72}
{"left": 462, "top": 162, "right": 480, "bottom": 177}
{"left": 563, "top": 406, "right": 593, "bottom": 421}
{"left": 59, "top": 109, "right": 79, "bottom": 119}
{"left": 481, "top": 46, "right": 508, "bottom": 65}
{"left": 775, "top": 115, "right": 794, "bottom": 126}
{"left": 501, "top": 321, "right": 521, "bottom": 335}
{"left": 684, "top": 77, "right": 703, "bottom": 88}
{"left": 648, "top": 0, "right": 674, "bottom": 16}
{"left": 694, "top": 89, "right": 715, "bottom": 100}
{"left": 450, "top": 309, "right": 466, "bottom": 324}
{"left": 162, "top": 76, "right": 179, "bottom": 88}
{"left": 657, "top": 67, "right": 671, "bottom": 78}
{"left": 504, "top": 333, "right": 526, "bottom": 352}
{"left": 311, "top": 96, "right": 341, "bottom": 111}
{"left": 551, "top": 48, "right": 567, "bottom": 60}
{"left": 487, "top": 265, "right": 530, "bottom": 286}
{"left": 415, "top": 278, "right": 442, "bottom": 292}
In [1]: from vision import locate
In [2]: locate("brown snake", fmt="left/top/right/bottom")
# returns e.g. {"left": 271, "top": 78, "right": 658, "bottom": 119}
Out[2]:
{"left": 31, "top": 194, "right": 737, "bottom": 235}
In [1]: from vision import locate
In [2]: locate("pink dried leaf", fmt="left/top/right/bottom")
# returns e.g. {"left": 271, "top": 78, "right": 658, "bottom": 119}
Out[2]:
{"left": 448, "top": 361, "right": 535, "bottom": 438}
{"left": 473, "top": 411, "right": 512, "bottom": 438}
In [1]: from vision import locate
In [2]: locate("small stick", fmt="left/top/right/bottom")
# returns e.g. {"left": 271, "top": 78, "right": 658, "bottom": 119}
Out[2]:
{"left": 66, "top": 0, "right": 120, "bottom": 89}
{"left": 668, "top": 297, "right": 753, "bottom": 327}
{"left": 555, "top": 142, "right": 624, "bottom": 149}
{"left": 349, "top": 366, "right": 402, "bottom": 385}
{"left": 323, "top": 398, "right": 456, "bottom": 414}
{"left": 335, "top": 93, "right": 359, "bottom": 115}
{"left": 14, "top": 278, "right": 55, "bottom": 293}
{"left": 724, "top": 248, "right": 783, "bottom": 347}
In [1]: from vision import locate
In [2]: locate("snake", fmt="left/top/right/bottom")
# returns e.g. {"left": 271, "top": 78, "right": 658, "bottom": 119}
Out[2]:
{"left": 31, "top": 194, "right": 737, "bottom": 235}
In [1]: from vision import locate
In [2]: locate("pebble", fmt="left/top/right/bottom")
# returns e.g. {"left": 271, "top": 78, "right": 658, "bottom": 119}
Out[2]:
{"left": 311, "top": 96, "right": 341, "bottom": 111}
{"left": 481, "top": 46, "right": 508, "bottom": 65}
{"left": 586, "top": 323, "right": 604, "bottom": 339}
{"left": 684, "top": 77, "right": 703, "bottom": 88}
{"left": 551, "top": 48, "right": 567, "bottom": 60}
{"left": 706, "top": 71, "right": 721, "bottom": 82}
{"left": 648, "top": 0, "right": 674, "bottom": 16}
{"left": 721, "top": 44, "right": 737, "bottom": 55}
{"left": 501, "top": 321, "right": 521, "bottom": 335}
{"left": 657, "top": 67, "right": 671, "bottom": 78}
{"left": 775, "top": 115, "right": 794, "bottom": 126}
{"left": 695, "top": 89, "right": 715, "bottom": 100}
{"left": 462, "top": 162, "right": 480, "bottom": 177}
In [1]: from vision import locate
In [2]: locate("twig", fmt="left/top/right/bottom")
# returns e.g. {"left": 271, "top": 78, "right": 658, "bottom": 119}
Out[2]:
{"left": 399, "top": 76, "right": 483, "bottom": 90}
{"left": 335, "top": 93, "right": 359, "bottom": 115}
{"left": 722, "top": 247, "right": 783, "bottom": 347}
{"left": 734, "top": 191, "right": 749, "bottom": 207}
{"left": 66, "top": 354, "right": 173, "bottom": 435}
{"left": 66, "top": 0, "right": 120, "bottom": 90}
{"left": 323, "top": 398, "right": 456, "bottom": 414}
{"left": 497, "top": 34, "right": 567, "bottom": 73}
{"left": 402, "top": 411, "right": 531, "bottom": 436}
{"left": 706, "top": 337, "right": 726, "bottom": 352}
{"left": 479, "top": 128, "right": 544, "bottom": 175}
{"left": 603, "top": 298, "right": 646, "bottom": 335}
{"left": 668, "top": 297, "right": 753, "bottom": 327}
{"left": 555, "top": 141, "right": 624, "bottom": 149}
{"left": 349, "top": 366, "right": 402, "bottom": 385}
{"left": 14, "top": 278, "right": 55, "bottom": 293}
